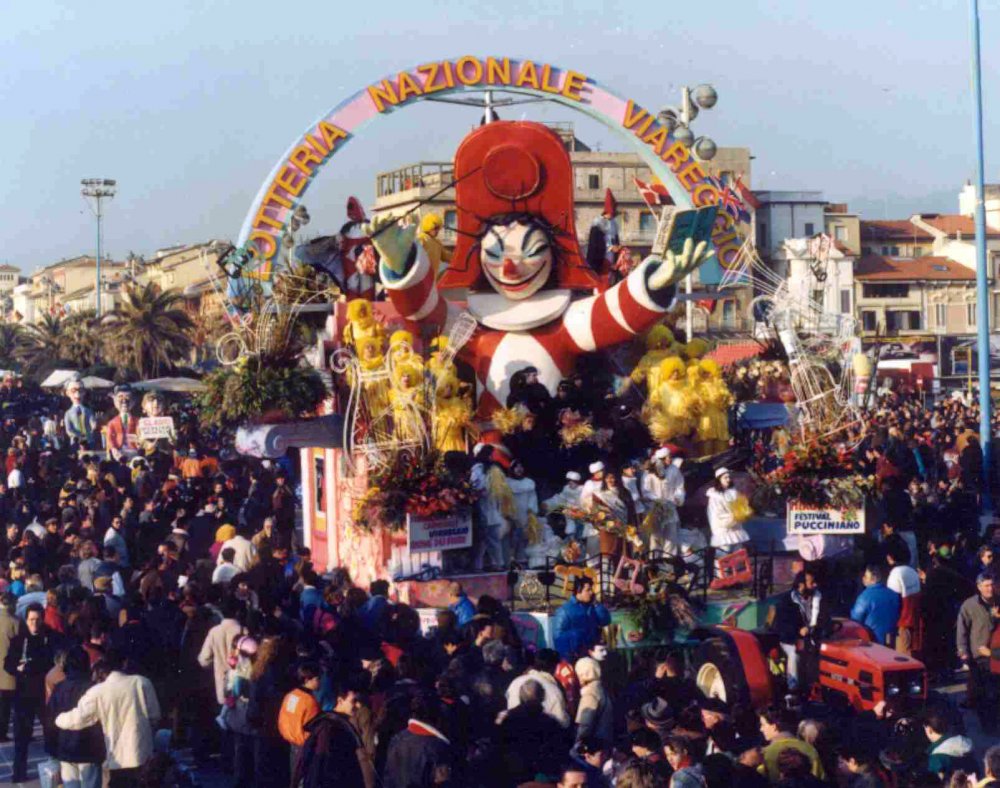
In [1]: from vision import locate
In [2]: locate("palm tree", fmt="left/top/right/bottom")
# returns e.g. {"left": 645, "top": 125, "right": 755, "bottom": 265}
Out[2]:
{"left": 61, "top": 309, "right": 103, "bottom": 369}
{"left": 104, "top": 282, "right": 194, "bottom": 379}
{"left": 16, "top": 314, "right": 66, "bottom": 374}
{"left": 0, "top": 324, "right": 23, "bottom": 371}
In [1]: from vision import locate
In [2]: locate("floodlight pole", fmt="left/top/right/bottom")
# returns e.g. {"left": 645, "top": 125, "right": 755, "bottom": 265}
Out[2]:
{"left": 80, "top": 179, "right": 117, "bottom": 317}
{"left": 970, "top": 0, "right": 992, "bottom": 512}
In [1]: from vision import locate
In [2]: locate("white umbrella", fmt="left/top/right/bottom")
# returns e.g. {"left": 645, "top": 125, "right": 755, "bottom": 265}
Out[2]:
{"left": 133, "top": 377, "right": 206, "bottom": 393}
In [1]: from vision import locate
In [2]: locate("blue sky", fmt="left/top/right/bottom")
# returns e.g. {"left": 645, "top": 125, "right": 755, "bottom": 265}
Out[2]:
{"left": 1, "top": 0, "right": 997, "bottom": 271}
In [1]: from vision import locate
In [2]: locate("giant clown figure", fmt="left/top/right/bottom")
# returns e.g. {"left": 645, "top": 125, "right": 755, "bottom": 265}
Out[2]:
{"left": 366, "top": 121, "right": 713, "bottom": 418}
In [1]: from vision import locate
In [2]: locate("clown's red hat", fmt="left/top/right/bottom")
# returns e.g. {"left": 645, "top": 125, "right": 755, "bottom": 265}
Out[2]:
{"left": 440, "top": 121, "right": 599, "bottom": 292}
{"left": 604, "top": 188, "right": 617, "bottom": 216}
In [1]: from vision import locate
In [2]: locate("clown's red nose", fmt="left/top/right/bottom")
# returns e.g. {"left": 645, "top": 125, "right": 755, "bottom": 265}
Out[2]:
{"left": 502, "top": 258, "right": 519, "bottom": 277}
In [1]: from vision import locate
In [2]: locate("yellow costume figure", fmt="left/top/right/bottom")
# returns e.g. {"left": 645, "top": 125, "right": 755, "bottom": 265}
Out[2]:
{"left": 698, "top": 359, "right": 733, "bottom": 447}
{"left": 432, "top": 374, "right": 476, "bottom": 454}
{"left": 417, "top": 213, "right": 453, "bottom": 278}
{"left": 631, "top": 324, "right": 678, "bottom": 392}
{"left": 342, "top": 298, "right": 383, "bottom": 350}
{"left": 427, "top": 335, "right": 455, "bottom": 381}
{"left": 389, "top": 360, "right": 425, "bottom": 443}
{"left": 353, "top": 336, "right": 390, "bottom": 417}
{"left": 647, "top": 356, "right": 695, "bottom": 442}
{"left": 682, "top": 337, "right": 710, "bottom": 361}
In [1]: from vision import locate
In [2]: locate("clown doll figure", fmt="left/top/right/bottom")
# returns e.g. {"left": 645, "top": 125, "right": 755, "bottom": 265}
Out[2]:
{"left": 63, "top": 375, "right": 97, "bottom": 449}
{"left": 389, "top": 360, "right": 425, "bottom": 444}
{"left": 106, "top": 384, "right": 138, "bottom": 459}
{"left": 140, "top": 391, "right": 175, "bottom": 472}
{"left": 342, "top": 298, "right": 384, "bottom": 350}
{"left": 586, "top": 188, "right": 622, "bottom": 282}
{"left": 364, "top": 121, "right": 714, "bottom": 420}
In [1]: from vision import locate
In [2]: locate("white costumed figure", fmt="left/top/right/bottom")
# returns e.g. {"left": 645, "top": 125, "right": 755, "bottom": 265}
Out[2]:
{"left": 642, "top": 447, "right": 705, "bottom": 558}
{"left": 543, "top": 471, "right": 584, "bottom": 538}
{"left": 706, "top": 467, "right": 750, "bottom": 552}
{"left": 507, "top": 461, "right": 539, "bottom": 565}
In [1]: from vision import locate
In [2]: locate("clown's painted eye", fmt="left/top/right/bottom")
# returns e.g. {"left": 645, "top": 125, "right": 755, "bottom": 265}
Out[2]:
{"left": 525, "top": 243, "right": 550, "bottom": 257}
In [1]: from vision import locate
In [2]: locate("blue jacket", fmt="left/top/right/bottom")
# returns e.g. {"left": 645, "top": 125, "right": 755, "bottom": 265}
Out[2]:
{"left": 552, "top": 596, "right": 611, "bottom": 658}
{"left": 850, "top": 582, "right": 901, "bottom": 644}
{"left": 449, "top": 594, "right": 476, "bottom": 627}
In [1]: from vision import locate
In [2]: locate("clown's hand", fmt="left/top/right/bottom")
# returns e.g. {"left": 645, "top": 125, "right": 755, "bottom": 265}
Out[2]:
{"left": 362, "top": 214, "right": 417, "bottom": 276}
{"left": 647, "top": 238, "right": 715, "bottom": 291}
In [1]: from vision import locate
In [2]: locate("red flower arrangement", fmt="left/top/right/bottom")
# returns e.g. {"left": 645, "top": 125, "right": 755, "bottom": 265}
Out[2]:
{"left": 352, "top": 452, "right": 478, "bottom": 532}
{"left": 763, "top": 441, "right": 872, "bottom": 510}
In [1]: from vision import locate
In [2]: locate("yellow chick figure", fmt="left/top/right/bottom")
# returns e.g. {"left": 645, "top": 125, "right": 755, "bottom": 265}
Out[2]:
{"left": 389, "top": 359, "right": 426, "bottom": 443}
{"left": 698, "top": 358, "right": 734, "bottom": 450}
{"left": 682, "top": 337, "right": 710, "bottom": 360}
{"left": 646, "top": 356, "right": 695, "bottom": 442}
{"left": 432, "top": 373, "right": 476, "bottom": 454}
{"left": 388, "top": 329, "right": 424, "bottom": 374}
{"left": 427, "top": 335, "right": 456, "bottom": 381}
{"left": 632, "top": 324, "right": 679, "bottom": 392}
{"left": 418, "top": 213, "right": 454, "bottom": 278}
{"left": 353, "top": 336, "right": 390, "bottom": 417}
{"left": 343, "top": 298, "right": 383, "bottom": 350}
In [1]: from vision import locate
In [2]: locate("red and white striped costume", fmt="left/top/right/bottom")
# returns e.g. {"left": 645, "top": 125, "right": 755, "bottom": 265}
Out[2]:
{"left": 382, "top": 247, "right": 676, "bottom": 417}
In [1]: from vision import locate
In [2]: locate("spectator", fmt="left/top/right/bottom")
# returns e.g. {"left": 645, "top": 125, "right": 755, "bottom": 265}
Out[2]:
{"left": 923, "top": 709, "right": 975, "bottom": 778}
{"left": 887, "top": 544, "right": 922, "bottom": 656}
{"left": 293, "top": 676, "right": 375, "bottom": 788}
{"left": 505, "top": 648, "right": 571, "bottom": 728}
{"left": 446, "top": 581, "right": 475, "bottom": 627}
{"left": 575, "top": 656, "right": 612, "bottom": 748}
{"left": 5, "top": 602, "right": 55, "bottom": 782}
{"left": 758, "top": 705, "right": 825, "bottom": 783}
{"left": 47, "top": 646, "right": 105, "bottom": 788}
{"left": 851, "top": 564, "right": 901, "bottom": 645}
{"left": 552, "top": 577, "right": 611, "bottom": 660}
{"left": 0, "top": 593, "right": 18, "bottom": 742}
{"left": 382, "top": 690, "right": 454, "bottom": 788}
{"left": 212, "top": 547, "right": 239, "bottom": 586}
{"left": 957, "top": 572, "right": 997, "bottom": 731}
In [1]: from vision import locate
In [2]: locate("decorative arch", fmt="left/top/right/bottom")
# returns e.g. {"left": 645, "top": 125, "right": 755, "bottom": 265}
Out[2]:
{"left": 237, "top": 55, "right": 745, "bottom": 282}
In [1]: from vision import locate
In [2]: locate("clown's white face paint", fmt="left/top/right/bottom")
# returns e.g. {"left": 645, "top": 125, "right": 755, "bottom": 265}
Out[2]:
{"left": 480, "top": 221, "right": 553, "bottom": 301}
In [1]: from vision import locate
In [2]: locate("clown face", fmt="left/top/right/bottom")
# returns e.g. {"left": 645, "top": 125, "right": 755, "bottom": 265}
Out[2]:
{"left": 479, "top": 220, "right": 553, "bottom": 301}
{"left": 66, "top": 381, "right": 83, "bottom": 406}
{"left": 114, "top": 392, "right": 133, "bottom": 417}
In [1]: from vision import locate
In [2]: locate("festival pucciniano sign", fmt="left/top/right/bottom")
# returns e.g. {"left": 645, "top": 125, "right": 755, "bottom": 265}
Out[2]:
{"left": 787, "top": 505, "right": 865, "bottom": 535}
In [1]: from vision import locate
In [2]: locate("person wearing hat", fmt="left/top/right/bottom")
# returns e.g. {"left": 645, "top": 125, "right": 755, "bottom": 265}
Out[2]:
{"left": 542, "top": 471, "right": 584, "bottom": 540}
{"left": 586, "top": 188, "right": 621, "bottom": 280}
{"left": 574, "top": 656, "right": 612, "bottom": 748}
{"left": 106, "top": 385, "right": 138, "bottom": 461}
{"left": 700, "top": 697, "right": 740, "bottom": 755}
{"left": 641, "top": 447, "right": 687, "bottom": 556}
{"left": 706, "top": 467, "right": 750, "bottom": 558}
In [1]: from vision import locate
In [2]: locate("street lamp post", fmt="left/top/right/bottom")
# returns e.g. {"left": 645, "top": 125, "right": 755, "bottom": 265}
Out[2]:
{"left": 80, "top": 178, "right": 117, "bottom": 317}
{"left": 969, "top": 0, "right": 993, "bottom": 513}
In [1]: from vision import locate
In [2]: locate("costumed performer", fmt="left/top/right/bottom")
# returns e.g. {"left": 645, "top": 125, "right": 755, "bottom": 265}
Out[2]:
{"left": 293, "top": 196, "right": 377, "bottom": 299}
{"left": 427, "top": 336, "right": 455, "bottom": 381}
{"left": 105, "top": 384, "right": 138, "bottom": 460}
{"left": 590, "top": 469, "right": 638, "bottom": 560}
{"left": 389, "top": 360, "right": 425, "bottom": 443}
{"left": 629, "top": 324, "right": 678, "bottom": 392}
{"left": 417, "top": 213, "right": 453, "bottom": 278}
{"left": 470, "top": 445, "right": 514, "bottom": 572}
{"left": 364, "top": 121, "right": 714, "bottom": 420}
{"left": 641, "top": 447, "right": 685, "bottom": 556}
{"left": 354, "top": 336, "right": 389, "bottom": 417}
{"left": 342, "top": 298, "right": 384, "bottom": 350}
{"left": 647, "top": 356, "right": 696, "bottom": 442}
{"left": 63, "top": 375, "right": 97, "bottom": 450}
{"left": 706, "top": 467, "right": 750, "bottom": 564}
{"left": 698, "top": 358, "right": 733, "bottom": 454}
{"left": 432, "top": 373, "right": 475, "bottom": 454}
{"left": 543, "top": 471, "right": 584, "bottom": 540}
{"left": 507, "top": 460, "right": 539, "bottom": 565}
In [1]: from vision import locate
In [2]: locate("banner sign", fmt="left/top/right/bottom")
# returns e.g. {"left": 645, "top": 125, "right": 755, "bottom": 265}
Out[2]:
{"left": 138, "top": 417, "right": 175, "bottom": 440}
{"left": 787, "top": 505, "right": 865, "bottom": 535}
{"left": 407, "top": 513, "right": 472, "bottom": 552}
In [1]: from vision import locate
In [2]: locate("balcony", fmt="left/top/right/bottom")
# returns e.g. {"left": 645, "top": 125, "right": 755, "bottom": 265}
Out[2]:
{"left": 376, "top": 163, "right": 454, "bottom": 199}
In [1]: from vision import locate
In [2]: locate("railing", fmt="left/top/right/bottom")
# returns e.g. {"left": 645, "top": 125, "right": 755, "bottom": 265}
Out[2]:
{"left": 376, "top": 162, "right": 454, "bottom": 198}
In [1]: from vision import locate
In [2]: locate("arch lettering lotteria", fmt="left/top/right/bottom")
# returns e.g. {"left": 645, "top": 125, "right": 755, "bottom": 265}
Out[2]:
{"left": 237, "top": 55, "right": 746, "bottom": 282}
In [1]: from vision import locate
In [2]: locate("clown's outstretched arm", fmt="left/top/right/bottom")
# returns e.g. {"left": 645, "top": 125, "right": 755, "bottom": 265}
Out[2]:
{"left": 560, "top": 238, "right": 714, "bottom": 352}
{"left": 365, "top": 215, "right": 453, "bottom": 334}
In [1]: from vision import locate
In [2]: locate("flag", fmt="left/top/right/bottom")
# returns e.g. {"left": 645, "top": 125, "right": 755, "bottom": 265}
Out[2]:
{"left": 633, "top": 177, "right": 674, "bottom": 207}
{"left": 733, "top": 175, "right": 761, "bottom": 211}
{"left": 696, "top": 298, "right": 717, "bottom": 314}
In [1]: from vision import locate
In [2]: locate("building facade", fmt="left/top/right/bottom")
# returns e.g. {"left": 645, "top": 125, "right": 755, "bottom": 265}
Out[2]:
{"left": 753, "top": 191, "right": 827, "bottom": 260}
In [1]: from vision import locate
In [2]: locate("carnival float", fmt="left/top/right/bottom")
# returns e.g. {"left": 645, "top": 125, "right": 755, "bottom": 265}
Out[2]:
{"left": 215, "top": 55, "right": 878, "bottom": 649}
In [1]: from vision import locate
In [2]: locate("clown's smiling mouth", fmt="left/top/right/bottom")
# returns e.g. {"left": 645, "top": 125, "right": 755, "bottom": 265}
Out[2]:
{"left": 484, "top": 263, "right": 549, "bottom": 291}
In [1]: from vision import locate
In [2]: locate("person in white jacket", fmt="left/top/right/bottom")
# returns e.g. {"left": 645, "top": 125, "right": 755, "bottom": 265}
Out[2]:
{"left": 707, "top": 467, "right": 749, "bottom": 551}
{"left": 642, "top": 448, "right": 700, "bottom": 557}
{"left": 543, "top": 471, "right": 583, "bottom": 538}
{"left": 55, "top": 651, "right": 161, "bottom": 784}
{"left": 504, "top": 650, "right": 571, "bottom": 729}
{"left": 217, "top": 528, "right": 256, "bottom": 573}
{"left": 508, "top": 461, "right": 539, "bottom": 565}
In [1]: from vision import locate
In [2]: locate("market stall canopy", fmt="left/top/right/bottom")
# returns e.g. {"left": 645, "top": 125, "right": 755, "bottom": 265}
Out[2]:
{"left": 80, "top": 376, "right": 114, "bottom": 389}
{"left": 132, "top": 377, "right": 206, "bottom": 393}
{"left": 40, "top": 370, "right": 80, "bottom": 389}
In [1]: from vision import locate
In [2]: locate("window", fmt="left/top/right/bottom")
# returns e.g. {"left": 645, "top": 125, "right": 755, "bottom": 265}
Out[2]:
{"left": 886, "top": 310, "right": 921, "bottom": 331}
{"left": 840, "top": 289, "right": 851, "bottom": 313}
{"left": 758, "top": 222, "right": 768, "bottom": 249}
{"left": 639, "top": 212, "right": 656, "bottom": 234}
{"left": 444, "top": 210, "right": 457, "bottom": 230}
{"left": 722, "top": 300, "right": 736, "bottom": 328}
{"left": 588, "top": 174, "right": 600, "bottom": 189}
{"left": 968, "top": 303, "right": 977, "bottom": 327}
{"left": 862, "top": 311, "right": 878, "bottom": 331}
{"left": 804, "top": 222, "right": 815, "bottom": 236}
{"left": 890, "top": 246, "right": 900, "bottom": 256}
{"left": 881, "top": 246, "right": 890, "bottom": 255}
{"left": 914, "top": 247, "right": 925, "bottom": 257}
{"left": 811, "top": 289, "right": 824, "bottom": 307}
{"left": 862, "top": 283, "right": 909, "bottom": 298}
{"left": 834, "top": 226, "right": 848, "bottom": 242}
{"left": 314, "top": 456, "right": 325, "bottom": 511}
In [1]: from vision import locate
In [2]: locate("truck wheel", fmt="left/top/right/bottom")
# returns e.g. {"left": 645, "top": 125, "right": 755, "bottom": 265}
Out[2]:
{"left": 694, "top": 637, "right": 750, "bottom": 706}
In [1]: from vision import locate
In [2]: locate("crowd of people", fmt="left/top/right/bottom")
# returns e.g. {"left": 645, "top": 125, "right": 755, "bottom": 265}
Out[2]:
{"left": 0, "top": 374, "right": 995, "bottom": 788}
